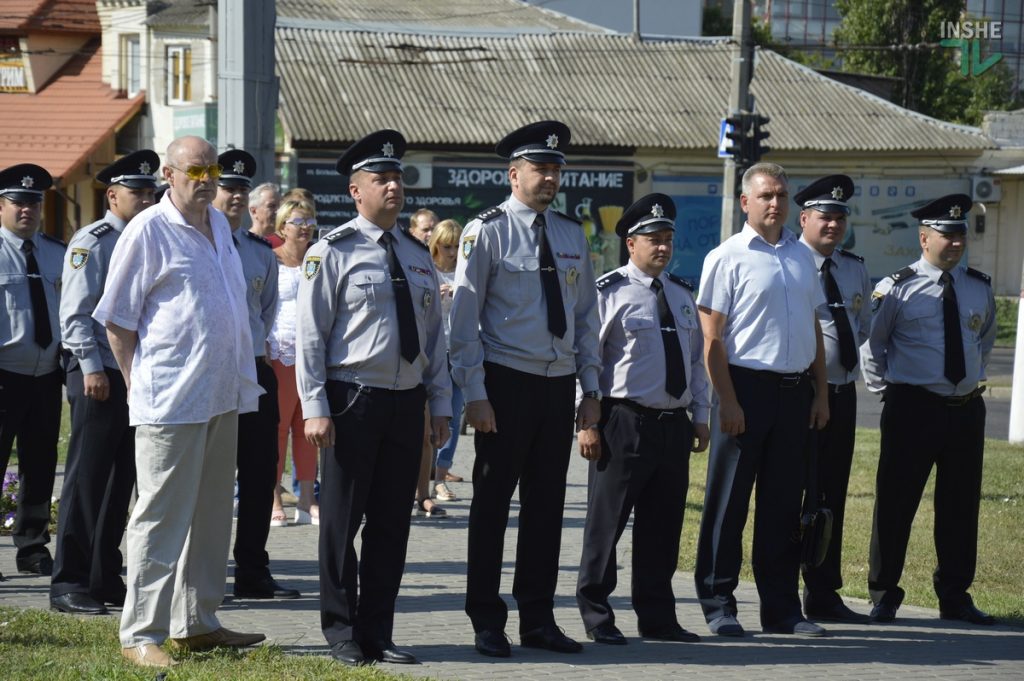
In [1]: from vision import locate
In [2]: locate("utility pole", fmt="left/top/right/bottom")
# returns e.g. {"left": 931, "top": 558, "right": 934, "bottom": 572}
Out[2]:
{"left": 720, "top": 0, "right": 754, "bottom": 244}
{"left": 217, "top": 0, "right": 278, "bottom": 185}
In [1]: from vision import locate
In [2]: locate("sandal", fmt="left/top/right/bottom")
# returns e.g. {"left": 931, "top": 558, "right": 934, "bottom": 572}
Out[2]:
{"left": 270, "top": 507, "right": 288, "bottom": 527}
{"left": 415, "top": 498, "right": 447, "bottom": 518}
{"left": 434, "top": 482, "right": 457, "bottom": 501}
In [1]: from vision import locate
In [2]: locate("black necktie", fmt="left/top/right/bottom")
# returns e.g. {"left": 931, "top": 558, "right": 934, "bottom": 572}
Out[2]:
{"left": 536, "top": 213, "right": 567, "bottom": 339}
{"left": 940, "top": 271, "right": 966, "bottom": 385}
{"left": 379, "top": 231, "right": 420, "bottom": 363}
{"left": 822, "top": 258, "right": 857, "bottom": 372}
{"left": 22, "top": 240, "right": 52, "bottom": 348}
{"left": 651, "top": 277, "right": 686, "bottom": 398}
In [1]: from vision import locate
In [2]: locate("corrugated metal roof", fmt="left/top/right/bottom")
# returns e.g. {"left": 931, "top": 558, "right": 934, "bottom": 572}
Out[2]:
{"left": 145, "top": 0, "right": 214, "bottom": 28}
{"left": 277, "top": 0, "right": 607, "bottom": 34}
{"left": 0, "top": 0, "right": 100, "bottom": 33}
{"left": 276, "top": 29, "right": 992, "bottom": 153}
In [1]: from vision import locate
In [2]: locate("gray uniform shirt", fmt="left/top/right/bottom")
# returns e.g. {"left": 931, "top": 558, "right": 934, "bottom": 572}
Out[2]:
{"left": 860, "top": 257, "right": 995, "bottom": 396}
{"left": 596, "top": 261, "right": 712, "bottom": 423}
{"left": 59, "top": 211, "right": 126, "bottom": 374}
{"left": 449, "top": 195, "right": 601, "bottom": 403}
{"left": 296, "top": 215, "right": 452, "bottom": 420}
{"left": 232, "top": 226, "right": 279, "bottom": 358}
{"left": 0, "top": 225, "right": 64, "bottom": 376}
{"left": 799, "top": 238, "right": 872, "bottom": 385}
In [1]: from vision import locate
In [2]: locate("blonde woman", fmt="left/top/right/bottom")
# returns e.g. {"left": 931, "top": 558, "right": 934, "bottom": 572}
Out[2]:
{"left": 268, "top": 198, "right": 320, "bottom": 526}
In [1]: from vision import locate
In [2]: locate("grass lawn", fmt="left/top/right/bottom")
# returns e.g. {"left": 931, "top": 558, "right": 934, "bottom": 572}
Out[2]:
{"left": 0, "top": 607, "right": 421, "bottom": 681}
{"left": 995, "top": 296, "right": 1018, "bottom": 347}
{"left": 678, "top": 428, "right": 1024, "bottom": 626}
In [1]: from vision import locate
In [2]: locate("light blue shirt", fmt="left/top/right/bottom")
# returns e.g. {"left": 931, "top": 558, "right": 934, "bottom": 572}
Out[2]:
{"left": 597, "top": 261, "right": 711, "bottom": 423}
{"left": 0, "top": 226, "right": 64, "bottom": 376}
{"left": 860, "top": 257, "right": 995, "bottom": 397}
{"left": 799, "top": 237, "right": 872, "bottom": 385}
{"left": 698, "top": 224, "right": 826, "bottom": 373}
{"left": 231, "top": 226, "right": 279, "bottom": 358}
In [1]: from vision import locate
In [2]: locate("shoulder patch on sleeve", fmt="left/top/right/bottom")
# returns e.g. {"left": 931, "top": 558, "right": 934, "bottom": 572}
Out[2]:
{"left": 871, "top": 290, "right": 885, "bottom": 312}
{"left": 554, "top": 210, "right": 582, "bottom": 226}
{"left": 596, "top": 270, "right": 626, "bottom": 291}
{"left": 838, "top": 248, "right": 864, "bottom": 263}
{"left": 476, "top": 205, "right": 505, "bottom": 223}
{"left": 666, "top": 272, "right": 695, "bottom": 291}
{"left": 89, "top": 222, "right": 113, "bottom": 238}
{"left": 40, "top": 232, "right": 66, "bottom": 247}
{"left": 243, "top": 231, "right": 272, "bottom": 248}
{"left": 966, "top": 267, "right": 991, "bottom": 285}
{"left": 324, "top": 226, "right": 356, "bottom": 244}
{"left": 888, "top": 266, "right": 917, "bottom": 285}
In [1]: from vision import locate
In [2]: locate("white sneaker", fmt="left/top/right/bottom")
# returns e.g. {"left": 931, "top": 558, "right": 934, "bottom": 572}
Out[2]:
{"left": 434, "top": 482, "right": 457, "bottom": 501}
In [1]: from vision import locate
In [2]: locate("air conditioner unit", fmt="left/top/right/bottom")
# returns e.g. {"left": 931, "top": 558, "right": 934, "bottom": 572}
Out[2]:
{"left": 971, "top": 176, "right": 1001, "bottom": 203}
{"left": 403, "top": 163, "right": 433, "bottom": 189}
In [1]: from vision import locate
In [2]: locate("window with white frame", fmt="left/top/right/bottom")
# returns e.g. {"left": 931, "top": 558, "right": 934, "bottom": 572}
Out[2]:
{"left": 166, "top": 45, "right": 192, "bottom": 104}
{"left": 122, "top": 35, "right": 140, "bottom": 96}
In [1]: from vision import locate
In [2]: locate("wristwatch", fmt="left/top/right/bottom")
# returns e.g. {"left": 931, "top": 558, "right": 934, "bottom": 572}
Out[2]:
{"left": 583, "top": 390, "right": 602, "bottom": 401}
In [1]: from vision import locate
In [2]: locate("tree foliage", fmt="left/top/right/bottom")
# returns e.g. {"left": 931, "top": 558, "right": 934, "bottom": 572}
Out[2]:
{"left": 834, "top": 0, "right": 1018, "bottom": 125}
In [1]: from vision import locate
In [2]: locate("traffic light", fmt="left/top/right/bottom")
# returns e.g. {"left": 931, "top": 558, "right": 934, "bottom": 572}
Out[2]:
{"left": 724, "top": 114, "right": 750, "bottom": 166}
{"left": 750, "top": 114, "right": 771, "bottom": 162}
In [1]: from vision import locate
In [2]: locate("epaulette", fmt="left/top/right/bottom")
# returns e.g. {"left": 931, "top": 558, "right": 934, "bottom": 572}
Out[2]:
{"left": 837, "top": 249, "right": 864, "bottom": 263}
{"left": 596, "top": 270, "right": 626, "bottom": 291}
{"left": 40, "top": 232, "right": 65, "bottom": 247}
{"left": 244, "top": 230, "right": 272, "bottom": 248}
{"left": 324, "top": 226, "right": 356, "bottom": 243}
{"left": 888, "top": 266, "right": 916, "bottom": 285}
{"left": 966, "top": 267, "right": 991, "bottom": 285}
{"left": 89, "top": 223, "right": 113, "bottom": 238}
{"left": 555, "top": 210, "right": 582, "bottom": 226}
{"left": 666, "top": 273, "right": 695, "bottom": 291}
{"left": 476, "top": 206, "right": 504, "bottom": 223}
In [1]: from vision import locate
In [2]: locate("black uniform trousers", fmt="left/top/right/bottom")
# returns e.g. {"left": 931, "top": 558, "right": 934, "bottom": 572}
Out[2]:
{"left": 801, "top": 382, "right": 857, "bottom": 609}
{"left": 51, "top": 366, "right": 134, "bottom": 599}
{"left": 868, "top": 384, "right": 985, "bottom": 610}
{"left": 233, "top": 359, "right": 280, "bottom": 581}
{"left": 320, "top": 380, "right": 425, "bottom": 648}
{"left": 0, "top": 368, "right": 61, "bottom": 568}
{"left": 694, "top": 365, "right": 812, "bottom": 627}
{"left": 576, "top": 399, "right": 694, "bottom": 634}
{"left": 465, "top": 362, "right": 576, "bottom": 635}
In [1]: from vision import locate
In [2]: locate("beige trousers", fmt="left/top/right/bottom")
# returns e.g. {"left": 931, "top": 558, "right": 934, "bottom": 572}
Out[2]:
{"left": 119, "top": 411, "right": 238, "bottom": 647}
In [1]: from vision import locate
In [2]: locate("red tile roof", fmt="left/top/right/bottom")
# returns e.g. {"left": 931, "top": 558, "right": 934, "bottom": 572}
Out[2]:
{"left": 0, "top": 0, "right": 100, "bottom": 34}
{"left": 0, "top": 40, "right": 144, "bottom": 182}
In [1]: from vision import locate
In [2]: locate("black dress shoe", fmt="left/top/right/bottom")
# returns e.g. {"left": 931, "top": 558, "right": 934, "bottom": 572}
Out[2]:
{"left": 640, "top": 623, "right": 701, "bottom": 642}
{"left": 940, "top": 598, "right": 996, "bottom": 626}
{"left": 330, "top": 640, "right": 365, "bottom": 666}
{"left": 586, "top": 622, "right": 627, "bottom": 645}
{"left": 17, "top": 556, "right": 53, "bottom": 576}
{"left": 233, "top": 574, "right": 300, "bottom": 599}
{"left": 474, "top": 629, "right": 511, "bottom": 658}
{"left": 805, "top": 601, "right": 870, "bottom": 623}
{"left": 50, "top": 592, "right": 108, "bottom": 615}
{"left": 869, "top": 602, "right": 899, "bottom": 623}
{"left": 97, "top": 587, "right": 127, "bottom": 607}
{"left": 521, "top": 624, "right": 583, "bottom": 653}
{"left": 365, "top": 641, "right": 418, "bottom": 664}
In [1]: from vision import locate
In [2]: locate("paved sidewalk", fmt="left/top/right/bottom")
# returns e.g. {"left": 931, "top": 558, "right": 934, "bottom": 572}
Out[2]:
{"left": 2, "top": 434, "right": 1023, "bottom": 679}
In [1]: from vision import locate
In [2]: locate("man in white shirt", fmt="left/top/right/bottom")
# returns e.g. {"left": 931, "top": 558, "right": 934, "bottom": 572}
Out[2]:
{"left": 95, "top": 136, "right": 265, "bottom": 668}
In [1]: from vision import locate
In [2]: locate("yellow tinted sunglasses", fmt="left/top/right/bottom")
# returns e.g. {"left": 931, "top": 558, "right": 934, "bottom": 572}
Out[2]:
{"left": 169, "top": 163, "right": 223, "bottom": 181}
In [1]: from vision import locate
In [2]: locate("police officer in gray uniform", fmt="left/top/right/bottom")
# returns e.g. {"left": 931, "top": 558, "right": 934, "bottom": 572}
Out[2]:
{"left": 861, "top": 193, "right": 996, "bottom": 626}
{"left": 0, "top": 163, "right": 63, "bottom": 578}
{"left": 576, "top": 194, "right": 711, "bottom": 646}
{"left": 450, "top": 120, "right": 601, "bottom": 657}
{"left": 795, "top": 175, "right": 872, "bottom": 623}
{"left": 297, "top": 130, "right": 451, "bottom": 667}
{"left": 212, "top": 149, "right": 297, "bottom": 600}
{"left": 50, "top": 150, "right": 158, "bottom": 614}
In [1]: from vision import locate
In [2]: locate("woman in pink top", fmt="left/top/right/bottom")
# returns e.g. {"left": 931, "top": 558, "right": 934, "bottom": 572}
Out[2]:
{"left": 268, "top": 198, "right": 320, "bottom": 526}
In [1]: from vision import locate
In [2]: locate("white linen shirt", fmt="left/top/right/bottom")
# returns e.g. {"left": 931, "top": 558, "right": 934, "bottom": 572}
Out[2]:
{"left": 698, "top": 223, "right": 827, "bottom": 373}
{"left": 93, "top": 193, "right": 262, "bottom": 425}
{"left": 269, "top": 262, "right": 301, "bottom": 366}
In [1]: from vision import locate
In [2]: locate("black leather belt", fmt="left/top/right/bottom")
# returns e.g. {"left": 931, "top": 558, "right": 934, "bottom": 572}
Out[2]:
{"left": 606, "top": 397, "right": 689, "bottom": 421}
{"left": 730, "top": 365, "right": 809, "bottom": 388}
{"left": 888, "top": 383, "right": 986, "bottom": 407}
{"left": 829, "top": 381, "right": 855, "bottom": 394}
